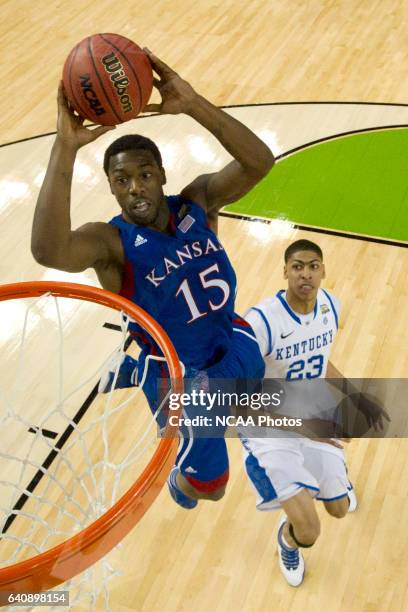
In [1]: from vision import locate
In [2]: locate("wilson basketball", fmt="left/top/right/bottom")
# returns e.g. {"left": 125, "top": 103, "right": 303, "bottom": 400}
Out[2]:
{"left": 62, "top": 33, "right": 153, "bottom": 125}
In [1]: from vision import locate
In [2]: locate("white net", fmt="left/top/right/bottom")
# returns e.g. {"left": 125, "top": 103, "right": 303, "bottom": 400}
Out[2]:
{"left": 0, "top": 289, "right": 176, "bottom": 611}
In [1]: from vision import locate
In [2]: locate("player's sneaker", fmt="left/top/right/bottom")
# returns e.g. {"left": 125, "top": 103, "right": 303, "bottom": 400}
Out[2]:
{"left": 347, "top": 482, "right": 358, "bottom": 512}
{"left": 167, "top": 467, "right": 198, "bottom": 509}
{"left": 277, "top": 514, "right": 305, "bottom": 587}
{"left": 98, "top": 353, "right": 139, "bottom": 394}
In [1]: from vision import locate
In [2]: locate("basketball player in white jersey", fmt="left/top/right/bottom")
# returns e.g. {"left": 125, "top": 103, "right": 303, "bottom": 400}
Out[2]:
{"left": 241, "top": 239, "right": 387, "bottom": 587}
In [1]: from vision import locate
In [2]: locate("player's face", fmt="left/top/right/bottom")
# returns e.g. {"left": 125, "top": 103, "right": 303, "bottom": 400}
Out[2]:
{"left": 284, "top": 250, "right": 325, "bottom": 301}
{"left": 108, "top": 150, "right": 167, "bottom": 226}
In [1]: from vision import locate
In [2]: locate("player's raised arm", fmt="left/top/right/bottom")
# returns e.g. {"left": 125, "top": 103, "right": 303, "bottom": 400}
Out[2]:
{"left": 31, "top": 83, "right": 116, "bottom": 271}
{"left": 143, "top": 50, "right": 274, "bottom": 231}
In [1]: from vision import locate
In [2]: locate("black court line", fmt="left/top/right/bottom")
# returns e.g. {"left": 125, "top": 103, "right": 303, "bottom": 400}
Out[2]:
{"left": 219, "top": 122, "right": 408, "bottom": 247}
{"left": 219, "top": 211, "right": 408, "bottom": 249}
{"left": 224, "top": 101, "right": 408, "bottom": 109}
{"left": 274, "top": 123, "right": 408, "bottom": 161}
{"left": 0, "top": 130, "right": 59, "bottom": 148}
{"left": 1, "top": 100, "right": 408, "bottom": 148}
{"left": 103, "top": 322, "right": 122, "bottom": 331}
{"left": 1, "top": 383, "right": 99, "bottom": 534}
{"left": 28, "top": 427, "right": 58, "bottom": 440}
{"left": 1, "top": 332, "right": 133, "bottom": 535}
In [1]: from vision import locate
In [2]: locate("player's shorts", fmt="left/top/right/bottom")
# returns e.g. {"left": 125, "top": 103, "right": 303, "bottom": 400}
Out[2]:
{"left": 241, "top": 436, "right": 350, "bottom": 510}
{"left": 139, "top": 318, "right": 265, "bottom": 492}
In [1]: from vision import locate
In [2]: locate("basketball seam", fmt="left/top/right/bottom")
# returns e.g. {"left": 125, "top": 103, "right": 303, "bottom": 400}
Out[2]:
{"left": 67, "top": 44, "right": 90, "bottom": 119}
{"left": 100, "top": 33, "right": 144, "bottom": 113}
{"left": 88, "top": 35, "right": 122, "bottom": 123}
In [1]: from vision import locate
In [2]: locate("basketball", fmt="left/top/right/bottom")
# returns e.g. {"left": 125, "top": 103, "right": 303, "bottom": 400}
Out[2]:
{"left": 62, "top": 33, "right": 153, "bottom": 125}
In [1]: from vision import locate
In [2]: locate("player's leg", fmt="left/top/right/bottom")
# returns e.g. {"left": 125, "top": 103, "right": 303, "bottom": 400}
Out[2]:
{"left": 168, "top": 316, "right": 265, "bottom": 507}
{"left": 323, "top": 496, "right": 349, "bottom": 518}
{"left": 277, "top": 489, "right": 320, "bottom": 587}
{"left": 167, "top": 364, "right": 231, "bottom": 508}
{"left": 303, "top": 441, "right": 352, "bottom": 519}
{"left": 98, "top": 347, "right": 229, "bottom": 508}
{"left": 180, "top": 475, "right": 227, "bottom": 501}
{"left": 98, "top": 352, "right": 139, "bottom": 393}
{"left": 168, "top": 437, "right": 229, "bottom": 508}
{"left": 242, "top": 438, "right": 321, "bottom": 587}
{"left": 280, "top": 489, "right": 321, "bottom": 547}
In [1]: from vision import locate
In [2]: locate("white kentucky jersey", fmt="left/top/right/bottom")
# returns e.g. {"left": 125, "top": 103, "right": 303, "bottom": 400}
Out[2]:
{"left": 245, "top": 289, "right": 340, "bottom": 380}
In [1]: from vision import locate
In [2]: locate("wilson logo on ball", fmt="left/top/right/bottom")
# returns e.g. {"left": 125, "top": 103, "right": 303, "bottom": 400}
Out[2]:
{"left": 63, "top": 33, "right": 153, "bottom": 125}
{"left": 79, "top": 75, "right": 106, "bottom": 116}
{"left": 101, "top": 52, "right": 133, "bottom": 114}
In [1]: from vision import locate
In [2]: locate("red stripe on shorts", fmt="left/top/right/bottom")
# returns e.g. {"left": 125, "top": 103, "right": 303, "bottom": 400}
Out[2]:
{"left": 185, "top": 468, "right": 229, "bottom": 493}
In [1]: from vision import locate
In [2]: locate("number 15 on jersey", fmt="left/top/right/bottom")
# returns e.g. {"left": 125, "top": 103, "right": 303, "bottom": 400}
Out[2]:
{"left": 175, "top": 264, "right": 230, "bottom": 323}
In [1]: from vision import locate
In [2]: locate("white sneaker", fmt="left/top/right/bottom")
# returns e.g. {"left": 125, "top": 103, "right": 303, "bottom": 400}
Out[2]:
{"left": 277, "top": 514, "right": 305, "bottom": 587}
{"left": 347, "top": 483, "right": 358, "bottom": 512}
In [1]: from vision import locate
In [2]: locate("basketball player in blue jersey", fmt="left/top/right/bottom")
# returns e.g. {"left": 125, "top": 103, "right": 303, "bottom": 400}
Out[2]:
{"left": 31, "top": 50, "right": 274, "bottom": 510}
{"left": 242, "top": 239, "right": 388, "bottom": 587}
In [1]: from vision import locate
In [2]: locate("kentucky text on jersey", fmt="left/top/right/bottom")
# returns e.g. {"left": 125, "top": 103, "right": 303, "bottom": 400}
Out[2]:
{"left": 276, "top": 330, "right": 334, "bottom": 360}
{"left": 145, "top": 239, "right": 224, "bottom": 288}
{"left": 245, "top": 288, "right": 340, "bottom": 381}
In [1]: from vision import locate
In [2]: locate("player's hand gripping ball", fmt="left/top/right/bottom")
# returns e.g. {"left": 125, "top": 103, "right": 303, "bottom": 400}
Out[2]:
{"left": 62, "top": 33, "right": 153, "bottom": 125}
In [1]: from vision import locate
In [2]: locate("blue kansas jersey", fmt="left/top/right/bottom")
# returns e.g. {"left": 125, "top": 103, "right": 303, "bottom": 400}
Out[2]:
{"left": 110, "top": 195, "right": 237, "bottom": 369}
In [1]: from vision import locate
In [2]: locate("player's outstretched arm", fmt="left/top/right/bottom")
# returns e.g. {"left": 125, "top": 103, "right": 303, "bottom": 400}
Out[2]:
{"left": 326, "top": 361, "right": 391, "bottom": 432}
{"left": 143, "top": 50, "right": 274, "bottom": 231}
{"left": 32, "top": 83, "right": 116, "bottom": 271}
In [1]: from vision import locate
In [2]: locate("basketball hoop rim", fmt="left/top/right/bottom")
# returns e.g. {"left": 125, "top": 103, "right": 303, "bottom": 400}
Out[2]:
{"left": 0, "top": 281, "right": 183, "bottom": 594}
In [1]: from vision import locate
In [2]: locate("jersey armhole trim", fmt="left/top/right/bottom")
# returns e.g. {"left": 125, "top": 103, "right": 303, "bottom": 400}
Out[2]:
{"left": 251, "top": 307, "right": 273, "bottom": 355}
{"left": 276, "top": 290, "right": 302, "bottom": 325}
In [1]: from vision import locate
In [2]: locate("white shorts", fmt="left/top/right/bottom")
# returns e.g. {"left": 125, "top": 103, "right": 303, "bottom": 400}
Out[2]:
{"left": 241, "top": 436, "right": 350, "bottom": 511}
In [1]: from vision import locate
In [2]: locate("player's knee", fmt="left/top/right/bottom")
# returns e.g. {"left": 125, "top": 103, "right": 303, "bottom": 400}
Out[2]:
{"left": 291, "top": 517, "right": 320, "bottom": 546}
{"left": 184, "top": 467, "right": 229, "bottom": 501}
{"left": 325, "top": 499, "right": 349, "bottom": 518}
{"left": 203, "top": 485, "right": 227, "bottom": 501}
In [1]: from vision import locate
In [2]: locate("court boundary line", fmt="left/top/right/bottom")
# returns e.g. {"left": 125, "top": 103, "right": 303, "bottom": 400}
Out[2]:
{"left": 1, "top": 101, "right": 408, "bottom": 148}
{"left": 219, "top": 211, "right": 408, "bottom": 248}
{"left": 272, "top": 123, "right": 408, "bottom": 160}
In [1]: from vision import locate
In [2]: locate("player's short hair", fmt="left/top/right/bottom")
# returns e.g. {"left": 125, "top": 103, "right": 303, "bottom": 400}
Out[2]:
{"left": 103, "top": 134, "right": 163, "bottom": 175}
{"left": 284, "top": 240, "right": 323, "bottom": 263}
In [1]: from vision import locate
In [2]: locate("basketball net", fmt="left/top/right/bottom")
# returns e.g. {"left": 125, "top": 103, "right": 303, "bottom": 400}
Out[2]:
{"left": 0, "top": 282, "right": 183, "bottom": 610}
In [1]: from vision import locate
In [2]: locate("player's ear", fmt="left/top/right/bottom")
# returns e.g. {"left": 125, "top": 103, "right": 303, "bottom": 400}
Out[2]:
{"left": 161, "top": 167, "right": 167, "bottom": 185}
{"left": 322, "top": 263, "right": 326, "bottom": 279}
{"left": 283, "top": 264, "right": 288, "bottom": 279}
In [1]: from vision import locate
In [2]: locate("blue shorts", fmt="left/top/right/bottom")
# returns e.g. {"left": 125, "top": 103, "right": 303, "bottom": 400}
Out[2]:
{"left": 138, "top": 318, "right": 265, "bottom": 492}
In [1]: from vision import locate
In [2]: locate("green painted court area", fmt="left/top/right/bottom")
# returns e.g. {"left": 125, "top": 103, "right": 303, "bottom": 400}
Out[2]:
{"left": 226, "top": 128, "right": 408, "bottom": 242}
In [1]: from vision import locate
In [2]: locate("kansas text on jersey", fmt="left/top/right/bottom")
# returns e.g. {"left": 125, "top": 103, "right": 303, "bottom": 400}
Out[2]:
{"left": 110, "top": 195, "right": 238, "bottom": 369}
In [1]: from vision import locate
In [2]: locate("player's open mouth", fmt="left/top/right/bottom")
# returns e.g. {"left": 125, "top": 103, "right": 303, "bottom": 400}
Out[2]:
{"left": 130, "top": 199, "right": 151, "bottom": 213}
{"left": 300, "top": 283, "right": 313, "bottom": 290}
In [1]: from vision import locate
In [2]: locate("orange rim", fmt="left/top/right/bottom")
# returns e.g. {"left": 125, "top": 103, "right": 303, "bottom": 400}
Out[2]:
{"left": 0, "top": 282, "right": 183, "bottom": 593}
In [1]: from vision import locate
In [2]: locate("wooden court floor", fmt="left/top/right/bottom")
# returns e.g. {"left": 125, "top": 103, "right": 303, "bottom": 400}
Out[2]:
{"left": 1, "top": 1, "right": 407, "bottom": 611}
